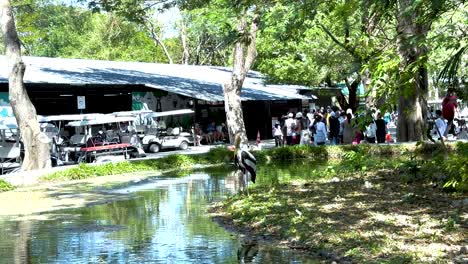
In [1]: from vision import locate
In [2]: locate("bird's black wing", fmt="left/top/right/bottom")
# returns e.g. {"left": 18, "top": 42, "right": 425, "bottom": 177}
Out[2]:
{"left": 240, "top": 150, "right": 256, "bottom": 183}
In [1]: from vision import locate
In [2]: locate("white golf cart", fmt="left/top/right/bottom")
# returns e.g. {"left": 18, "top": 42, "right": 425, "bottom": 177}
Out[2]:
{"left": 0, "top": 118, "right": 21, "bottom": 174}
{"left": 127, "top": 109, "right": 194, "bottom": 153}
{"left": 63, "top": 114, "right": 146, "bottom": 163}
{"left": 39, "top": 113, "right": 107, "bottom": 165}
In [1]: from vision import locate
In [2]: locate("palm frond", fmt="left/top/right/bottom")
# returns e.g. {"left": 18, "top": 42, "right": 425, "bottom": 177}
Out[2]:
{"left": 437, "top": 45, "right": 467, "bottom": 86}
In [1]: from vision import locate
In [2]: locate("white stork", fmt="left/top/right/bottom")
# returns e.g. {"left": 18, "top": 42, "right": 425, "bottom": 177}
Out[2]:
{"left": 232, "top": 133, "right": 257, "bottom": 193}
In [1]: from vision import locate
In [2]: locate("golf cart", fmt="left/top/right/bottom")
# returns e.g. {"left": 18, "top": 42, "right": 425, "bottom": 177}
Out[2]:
{"left": 62, "top": 114, "right": 146, "bottom": 164}
{"left": 128, "top": 109, "right": 194, "bottom": 153}
{"left": 0, "top": 118, "right": 21, "bottom": 174}
{"left": 39, "top": 113, "right": 107, "bottom": 165}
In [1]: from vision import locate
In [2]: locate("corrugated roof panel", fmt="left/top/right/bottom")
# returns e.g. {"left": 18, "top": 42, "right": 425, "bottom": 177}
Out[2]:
{"left": 0, "top": 56, "right": 310, "bottom": 101}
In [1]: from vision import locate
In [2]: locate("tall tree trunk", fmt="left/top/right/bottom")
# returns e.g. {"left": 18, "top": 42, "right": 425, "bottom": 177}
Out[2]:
{"left": 144, "top": 17, "right": 173, "bottom": 64}
{"left": 337, "top": 77, "right": 361, "bottom": 112}
{"left": 1, "top": 0, "right": 51, "bottom": 170}
{"left": 180, "top": 18, "right": 189, "bottom": 65}
{"left": 396, "top": 0, "right": 430, "bottom": 142}
{"left": 223, "top": 13, "right": 259, "bottom": 144}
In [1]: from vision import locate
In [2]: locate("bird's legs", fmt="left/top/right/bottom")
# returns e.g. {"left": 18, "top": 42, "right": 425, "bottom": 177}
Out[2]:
{"left": 243, "top": 172, "right": 250, "bottom": 196}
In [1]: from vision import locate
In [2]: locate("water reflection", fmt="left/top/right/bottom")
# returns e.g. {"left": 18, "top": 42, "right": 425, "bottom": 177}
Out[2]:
{"left": 0, "top": 170, "right": 318, "bottom": 263}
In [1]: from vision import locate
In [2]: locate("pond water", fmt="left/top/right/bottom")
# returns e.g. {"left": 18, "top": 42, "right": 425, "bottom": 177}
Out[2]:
{"left": 0, "top": 169, "right": 319, "bottom": 263}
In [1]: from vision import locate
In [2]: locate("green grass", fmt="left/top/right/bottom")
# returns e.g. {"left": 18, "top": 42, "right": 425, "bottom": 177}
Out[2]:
{"left": 41, "top": 154, "right": 201, "bottom": 182}
{"left": 41, "top": 142, "right": 467, "bottom": 192}
{"left": 0, "top": 179, "right": 15, "bottom": 192}
{"left": 212, "top": 154, "right": 466, "bottom": 263}
{"left": 210, "top": 141, "right": 467, "bottom": 263}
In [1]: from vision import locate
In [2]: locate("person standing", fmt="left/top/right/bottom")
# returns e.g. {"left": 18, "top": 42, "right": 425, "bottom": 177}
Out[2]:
{"left": 294, "top": 112, "right": 304, "bottom": 145}
{"left": 365, "top": 120, "right": 377, "bottom": 143}
{"left": 375, "top": 113, "right": 387, "bottom": 143}
{"left": 273, "top": 122, "right": 283, "bottom": 147}
{"left": 442, "top": 89, "right": 458, "bottom": 137}
{"left": 338, "top": 111, "right": 346, "bottom": 144}
{"left": 342, "top": 113, "right": 355, "bottom": 144}
{"left": 329, "top": 111, "right": 340, "bottom": 145}
{"left": 313, "top": 115, "right": 328, "bottom": 145}
{"left": 433, "top": 110, "right": 447, "bottom": 140}
{"left": 284, "top": 113, "right": 295, "bottom": 145}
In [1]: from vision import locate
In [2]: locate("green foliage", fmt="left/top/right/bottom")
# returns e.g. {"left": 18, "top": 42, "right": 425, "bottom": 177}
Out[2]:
{"left": 0, "top": 179, "right": 15, "bottom": 193}
{"left": 158, "top": 154, "right": 195, "bottom": 169}
{"left": 264, "top": 145, "right": 328, "bottom": 161}
{"left": 180, "top": 8, "right": 235, "bottom": 66}
{"left": 13, "top": 2, "right": 178, "bottom": 63}
{"left": 202, "top": 147, "right": 234, "bottom": 163}
{"left": 414, "top": 141, "right": 449, "bottom": 156}
{"left": 442, "top": 154, "right": 468, "bottom": 192}
{"left": 43, "top": 159, "right": 161, "bottom": 181}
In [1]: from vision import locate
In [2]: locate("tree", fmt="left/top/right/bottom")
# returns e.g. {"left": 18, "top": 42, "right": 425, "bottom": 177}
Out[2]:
{"left": 88, "top": 0, "right": 261, "bottom": 143}
{"left": 177, "top": 8, "right": 234, "bottom": 66}
{"left": 255, "top": 0, "right": 386, "bottom": 112}
{"left": 1, "top": 0, "right": 51, "bottom": 170}
{"left": 393, "top": 0, "right": 463, "bottom": 142}
{"left": 223, "top": 9, "right": 260, "bottom": 143}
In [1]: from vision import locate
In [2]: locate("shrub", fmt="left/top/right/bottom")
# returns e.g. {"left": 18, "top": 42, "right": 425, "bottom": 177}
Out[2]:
{"left": 203, "top": 147, "right": 233, "bottom": 163}
{"left": 414, "top": 141, "right": 449, "bottom": 156}
{"left": 158, "top": 154, "right": 195, "bottom": 169}
{"left": 0, "top": 179, "right": 14, "bottom": 192}
{"left": 442, "top": 154, "right": 468, "bottom": 192}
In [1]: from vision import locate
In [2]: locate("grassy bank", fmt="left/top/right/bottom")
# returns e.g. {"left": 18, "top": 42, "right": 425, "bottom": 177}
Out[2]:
{"left": 40, "top": 142, "right": 467, "bottom": 192}
{"left": 1, "top": 142, "right": 465, "bottom": 194}
{"left": 211, "top": 142, "right": 467, "bottom": 263}
{"left": 41, "top": 147, "right": 231, "bottom": 182}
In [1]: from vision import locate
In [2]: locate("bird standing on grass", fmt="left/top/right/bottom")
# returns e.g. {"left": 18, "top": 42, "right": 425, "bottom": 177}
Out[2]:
{"left": 231, "top": 133, "right": 256, "bottom": 193}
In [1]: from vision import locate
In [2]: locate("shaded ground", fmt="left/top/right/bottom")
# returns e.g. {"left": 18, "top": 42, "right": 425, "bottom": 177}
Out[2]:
{"left": 211, "top": 169, "right": 468, "bottom": 263}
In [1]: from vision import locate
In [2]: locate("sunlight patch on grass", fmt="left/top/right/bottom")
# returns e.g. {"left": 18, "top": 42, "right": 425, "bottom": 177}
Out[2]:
{"left": 320, "top": 202, "right": 344, "bottom": 212}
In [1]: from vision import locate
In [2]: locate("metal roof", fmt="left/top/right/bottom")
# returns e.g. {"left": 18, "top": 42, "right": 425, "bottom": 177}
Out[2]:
{"left": 0, "top": 56, "right": 313, "bottom": 101}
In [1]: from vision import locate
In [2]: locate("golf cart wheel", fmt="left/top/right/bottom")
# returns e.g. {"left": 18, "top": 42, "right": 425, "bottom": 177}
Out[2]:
{"left": 179, "top": 141, "right": 189, "bottom": 150}
{"left": 149, "top": 143, "right": 160, "bottom": 153}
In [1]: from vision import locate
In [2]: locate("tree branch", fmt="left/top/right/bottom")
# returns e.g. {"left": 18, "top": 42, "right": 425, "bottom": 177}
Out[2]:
{"left": 318, "top": 23, "right": 360, "bottom": 60}
{"left": 143, "top": 16, "right": 173, "bottom": 64}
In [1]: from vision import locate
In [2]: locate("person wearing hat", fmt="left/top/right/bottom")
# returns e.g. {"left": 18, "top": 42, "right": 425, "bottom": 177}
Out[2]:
{"left": 294, "top": 112, "right": 304, "bottom": 145}
{"left": 283, "top": 112, "right": 296, "bottom": 145}
{"left": 273, "top": 121, "right": 283, "bottom": 147}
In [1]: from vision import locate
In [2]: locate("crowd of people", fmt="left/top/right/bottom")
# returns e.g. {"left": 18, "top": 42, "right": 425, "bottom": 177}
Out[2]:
{"left": 192, "top": 121, "right": 229, "bottom": 146}
{"left": 190, "top": 89, "right": 464, "bottom": 148}
{"left": 273, "top": 106, "right": 395, "bottom": 147}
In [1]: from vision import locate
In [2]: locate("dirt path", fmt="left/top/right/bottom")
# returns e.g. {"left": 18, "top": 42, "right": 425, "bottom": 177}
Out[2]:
{"left": 0, "top": 171, "right": 161, "bottom": 219}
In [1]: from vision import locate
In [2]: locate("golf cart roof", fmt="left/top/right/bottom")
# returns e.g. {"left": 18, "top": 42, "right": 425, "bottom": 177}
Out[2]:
{"left": 147, "top": 109, "right": 194, "bottom": 118}
{"left": 39, "top": 113, "right": 106, "bottom": 122}
{"left": 67, "top": 115, "right": 136, "bottom": 127}
{"left": 112, "top": 110, "right": 154, "bottom": 117}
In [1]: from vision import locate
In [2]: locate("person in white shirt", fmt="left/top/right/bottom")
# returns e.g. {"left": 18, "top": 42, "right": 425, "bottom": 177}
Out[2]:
{"left": 283, "top": 113, "right": 295, "bottom": 145}
{"left": 313, "top": 115, "right": 328, "bottom": 145}
{"left": 433, "top": 110, "right": 447, "bottom": 139}
{"left": 365, "top": 121, "right": 377, "bottom": 143}
{"left": 273, "top": 122, "right": 283, "bottom": 147}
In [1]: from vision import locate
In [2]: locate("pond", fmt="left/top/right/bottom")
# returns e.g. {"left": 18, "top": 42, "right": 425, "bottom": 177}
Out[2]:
{"left": 0, "top": 169, "right": 319, "bottom": 263}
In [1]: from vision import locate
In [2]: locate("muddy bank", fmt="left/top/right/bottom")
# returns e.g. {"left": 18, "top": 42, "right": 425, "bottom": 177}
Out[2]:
{"left": 0, "top": 171, "right": 161, "bottom": 219}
